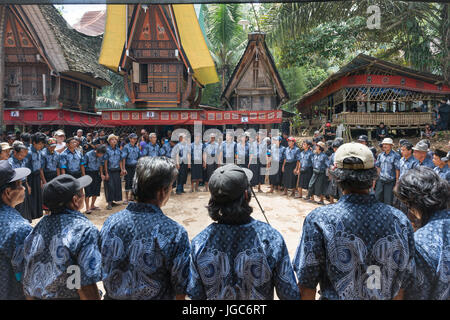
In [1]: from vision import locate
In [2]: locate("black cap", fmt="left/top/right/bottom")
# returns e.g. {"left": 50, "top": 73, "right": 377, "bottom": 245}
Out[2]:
{"left": 0, "top": 160, "right": 31, "bottom": 186}
{"left": 357, "top": 135, "right": 368, "bottom": 142}
{"left": 128, "top": 133, "right": 138, "bottom": 139}
{"left": 208, "top": 164, "right": 253, "bottom": 203}
{"left": 43, "top": 174, "right": 92, "bottom": 210}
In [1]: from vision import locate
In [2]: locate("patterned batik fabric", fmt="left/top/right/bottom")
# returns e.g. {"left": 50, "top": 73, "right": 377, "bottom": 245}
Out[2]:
{"left": 0, "top": 205, "right": 33, "bottom": 300}
{"left": 398, "top": 156, "right": 419, "bottom": 179}
{"left": 22, "top": 209, "right": 102, "bottom": 299}
{"left": 376, "top": 151, "right": 400, "bottom": 182}
{"left": 187, "top": 219, "right": 300, "bottom": 300}
{"left": 100, "top": 202, "right": 190, "bottom": 300}
{"left": 293, "top": 194, "right": 416, "bottom": 300}
{"left": 405, "top": 210, "right": 450, "bottom": 300}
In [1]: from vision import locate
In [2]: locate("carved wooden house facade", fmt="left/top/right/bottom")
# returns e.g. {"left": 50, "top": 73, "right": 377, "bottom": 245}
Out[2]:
{"left": 119, "top": 4, "right": 206, "bottom": 109}
{"left": 0, "top": 5, "right": 111, "bottom": 128}
{"left": 221, "top": 32, "right": 288, "bottom": 111}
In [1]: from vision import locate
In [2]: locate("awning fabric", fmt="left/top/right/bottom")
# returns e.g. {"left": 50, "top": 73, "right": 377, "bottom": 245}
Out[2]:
{"left": 100, "top": 109, "right": 283, "bottom": 126}
{"left": 172, "top": 5, "right": 219, "bottom": 85}
{"left": 98, "top": 5, "right": 127, "bottom": 72}
{"left": 99, "top": 4, "right": 218, "bottom": 86}
{"left": 4, "top": 109, "right": 108, "bottom": 127}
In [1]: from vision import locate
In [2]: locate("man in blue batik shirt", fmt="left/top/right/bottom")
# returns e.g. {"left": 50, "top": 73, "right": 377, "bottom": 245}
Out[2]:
{"left": 100, "top": 157, "right": 190, "bottom": 300}
{"left": 398, "top": 142, "right": 419, "bottom": 179}
{"left": 143, "top": 133, "right": 160, "bottom": 157}
{"left": 0, "top": 161, "right": 32, "bottom": 300}
{"left": 59, "top": 137, "right": 85, "bottom": 178}
{"left": 187, "top": 164, "right": 300, "bottom": 300}
{"left": 293, "top": 143, "right": 415, "bottom": 300}
{"left": 121, "top": 133, "right": 141, "bottom": 204}
{"left": 395, "top": 167, "right": 449, "bottom": 300}
{"left": 432, "top": 149, "right": 450, "bottom": 183}
{"left": 374, "top": 138, "right": 400, "bottom": 205}
{"left": 23, "top": 174, "right": 102, "bottom": 300}
{"left": 41, "top": 138, "right": 60, "bottom": 184}
{"left": 220, "top": 132, "right": 236, "bottom": 166}
{"left": 413, "top": 141, "right": 435, "bottom": 169}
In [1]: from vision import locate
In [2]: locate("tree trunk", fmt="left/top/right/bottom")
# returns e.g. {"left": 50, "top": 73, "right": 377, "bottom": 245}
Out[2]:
{"left": 442, "top": 3, "right": 449, "bottom": 84}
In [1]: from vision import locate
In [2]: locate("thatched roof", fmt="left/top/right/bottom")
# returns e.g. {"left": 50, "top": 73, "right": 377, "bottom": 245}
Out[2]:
{"left": 15, "top": 5, "right": 111, "bottom": 88}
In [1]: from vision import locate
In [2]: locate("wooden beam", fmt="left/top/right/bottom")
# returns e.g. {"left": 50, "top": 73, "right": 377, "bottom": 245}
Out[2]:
{"left": 0, "top": 6, "right": 6, "bottom": 135}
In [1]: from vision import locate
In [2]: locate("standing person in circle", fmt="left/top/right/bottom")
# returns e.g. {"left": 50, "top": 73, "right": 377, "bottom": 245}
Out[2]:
{"left": 104, "top": 134, "right": 123, "bottom": 210}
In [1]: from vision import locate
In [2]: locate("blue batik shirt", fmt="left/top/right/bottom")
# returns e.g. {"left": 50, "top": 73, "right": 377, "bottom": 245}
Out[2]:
{"left": 22, "top": 209, "right": 102, "bottom": 299}
{"left": 204, "top": 142, "right": 219, "bottom": 163}
{"left": 159, "top": 143, "right": 172, "bottom": 158}
{"left": 144, "top": 143, "right": 160, "bottom": 157}
{"left": 100, "top": 203, "right": 190, "bottom": 300}
{"left": 284, "top": 146, "right": 300, "bottom": 163}
{"left": 417, "top": 157, "right": 435, "bottom": 169}
{"left": 41, "top": 148, "right": 59, "bottom": 173}
{"left": 173, "top": 142, "right": 189, "bottom": 164}
{"left": 8, "top": 156, "right": 28, "bottom": 181}
{"left": 26, "top": 146, "right": 43, "bottom": 173}
{"left": 191, "top": 142, "right": 204, "bottom": 163}
{"left": 187, "top": 219, "right": 300, "bottom": 300}
{"left": 105, "top": 145, "right": 122, "bottom": 170}
{"left": 84, "top": 150, "right": 105, "bottom": 172}
{"left": 59, "top": 148, "right": 84, "bottom": 173}
{"left": 328, "top": 152, "right": 335, "bottom": 169}
{"left": 0, "top": 204, "right": 32, "bottom": 300}
{"left": 399, "top": 156, "right": 419, "bottom": 179}
{"left": 433, "top": 165, "right": 450, "bottom": 182}
{"left": 405, "top": 210, "right": 449, "bottom": 300}
{"left": 270, "top": 145, "right": 285, "bottom": 162}
{"left": 312, "top": 152, "right": 329, "bottom": 173}
{"left": 376, "top": 151, "right": 400, "bottom": 182}
{"left": 299, "top": 149, "right": 313, "bottom": 171}
{"left": 221, "top": 141, "right": 236, "bottom": 163}
{"left": 121, "top": 143, "right": 140, "bottom": 166}
{"left": 236, "top": 143, "right": 248, "bottom": 165}
{"left": 293, "top": 194, "right": 415, "bottom": 300}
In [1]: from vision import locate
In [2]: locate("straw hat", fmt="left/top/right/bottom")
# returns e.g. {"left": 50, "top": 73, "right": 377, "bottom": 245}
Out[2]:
{"left": 107, "top": 134, "right": 119, "bottom": 142}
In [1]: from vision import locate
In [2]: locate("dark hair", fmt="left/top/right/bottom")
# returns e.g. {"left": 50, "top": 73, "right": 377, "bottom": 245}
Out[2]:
{"left": 395, "top": 167, "right": 449, "bottom": 226}
{"left": 132, "top": 156, "right": 178, "bottom": 203}
{"left": 20, "top": 132, "right": 31, "bottom": 143}
{"left": 49, "top": 189, "right": 83, "bottom": 214}
{"left": 332, "top": 139, "right": 344, "bottom": 149}
{"left": 0, "top": 180, "right": 22, "bottom": 201}
{"left": 331, "top": 157, "right": 378, "bottom": 190}
{"left": 207, "top": 186, "right": 253, "bottom": 225}
{"left": 31, "top": 132, "right": 47, "bottom": 145}
{"left": 13, "top": 142, "right": 28, "bottom": 153}
{"left": 96, "top": 145, "right": 107, "bottom": 154}
{"left": 401, "top": 142, "right": 413, "bottom": 151}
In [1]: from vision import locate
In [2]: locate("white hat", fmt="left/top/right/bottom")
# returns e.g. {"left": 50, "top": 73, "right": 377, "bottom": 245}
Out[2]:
{"left": 335, "top": 142, "right": 375, "bottom": 170}
{"left": 381, "top": 138, "right": 394, "bottom": 145}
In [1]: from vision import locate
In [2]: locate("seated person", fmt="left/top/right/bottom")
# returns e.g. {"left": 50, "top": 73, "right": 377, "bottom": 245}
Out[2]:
{"left": 421, "top": 124, "right": 435, "bottom": 139}
{"left": 376, "top": 122, "right": 389, "bottom": 141}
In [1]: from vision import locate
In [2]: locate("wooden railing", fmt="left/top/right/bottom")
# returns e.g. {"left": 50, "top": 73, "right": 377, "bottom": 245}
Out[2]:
{"left": 332, "top": 112, "right": 433, "bottom": 128}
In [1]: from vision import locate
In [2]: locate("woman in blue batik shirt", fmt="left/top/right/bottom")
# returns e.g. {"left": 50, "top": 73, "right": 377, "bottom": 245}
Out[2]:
{"left": 187, "top": 164, "right": 300, "bottom": 300}
{"left": 40, "top": 138, "right": 60, "bottom": 184}
{"left": 203, "top": 134, "right": 220, "bottom": 192}
{"left": 23, "top": 174, "right": 101, "bottom": 300}
{"left": 297, "top": 140, "right": 314, "bottom": 199}
{"left": 8, "top": 142, "right": 31, "bottom": 222}
{"left": 282, "top": 137, "right": 300, "bottom": 197}
{"left": 236, "top": 135, "right": 249, "bottom": 168}
{"left": 121, "top": 133, "right": 141, "bottom": 203}
{"left": 104, "top": 134, "right": 124, "bottom": 210}
{"left": 248, "top": 135, "right": 259, "bottom": 188}
{"left": 325, "top": 139, "right": 344, "bottom": 204}
{"left": 25, "top": 133, "right": 47, "bottom": 221}
{"left": 395, "top": 167, "right": 450, "bottom": 300}
{"left": 307, "top": 141, "right": 329, "bottom": 205}
{"left": 188, "top": 134, "right": 204, "bottom": 192}
{"left": 268, "top": 136, "right": 284, "bottom": 193}
{"left": 83, "top": 145, "right": 106, "bottom": 214}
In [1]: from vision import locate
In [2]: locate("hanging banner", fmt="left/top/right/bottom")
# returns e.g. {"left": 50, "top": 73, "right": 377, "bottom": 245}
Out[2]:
{"left": 100, "top": 109, "right": 283, "bottom": 126}
{"left": 3, "top": 109, "right": 108, "bottom": 127}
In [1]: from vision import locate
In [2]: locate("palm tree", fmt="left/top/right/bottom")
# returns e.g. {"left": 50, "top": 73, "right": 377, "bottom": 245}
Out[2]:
{"left": 202, "top": 4, "right": 247, "bottom": 91}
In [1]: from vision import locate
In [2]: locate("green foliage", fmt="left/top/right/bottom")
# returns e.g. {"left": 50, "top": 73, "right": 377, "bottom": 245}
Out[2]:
{"left": 96, "top": 70, "right": 125, "bottom": 110}
{"left": 200, "top": 82, "right": 223, "bottom": 108}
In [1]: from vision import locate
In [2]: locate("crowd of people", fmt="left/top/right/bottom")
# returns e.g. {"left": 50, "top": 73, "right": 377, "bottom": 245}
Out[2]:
{"left": 0, "top": 126, "right": 448, "bottom": 300}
